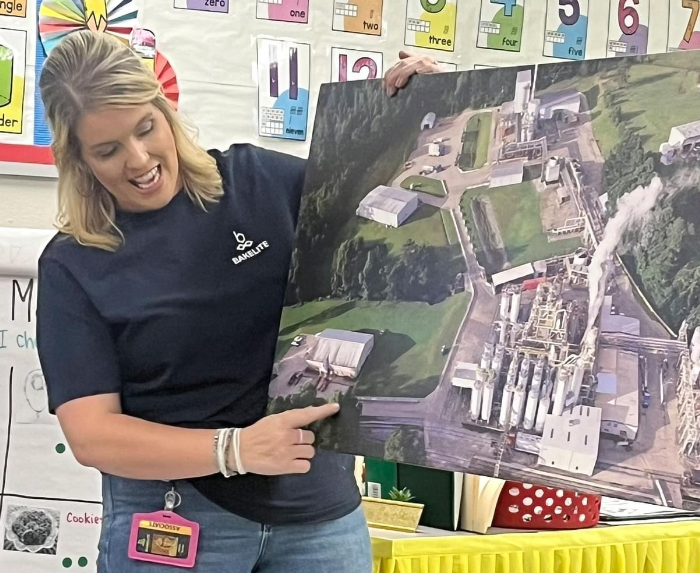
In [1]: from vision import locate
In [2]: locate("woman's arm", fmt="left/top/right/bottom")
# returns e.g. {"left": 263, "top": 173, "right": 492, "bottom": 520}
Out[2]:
{"left": 58, "top": 393, "right": 338, "bottom": 480}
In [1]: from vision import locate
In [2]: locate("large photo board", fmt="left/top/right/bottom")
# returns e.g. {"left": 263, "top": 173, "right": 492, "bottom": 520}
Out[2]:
{"left": 270, "top": 49, "right": 700, "bottom": 510}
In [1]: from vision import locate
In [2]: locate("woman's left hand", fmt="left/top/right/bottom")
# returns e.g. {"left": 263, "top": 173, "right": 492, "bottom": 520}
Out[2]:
{"left": 383, "top": 50, "right": 445, "bottom": 97}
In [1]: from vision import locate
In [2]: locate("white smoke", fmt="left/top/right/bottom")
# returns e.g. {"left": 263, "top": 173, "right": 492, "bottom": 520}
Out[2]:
{"left": 691, "top": 328, "right": 700, "bottom": 364}
{"left": 587, "top": 176, "right": 664, "bottom": 330}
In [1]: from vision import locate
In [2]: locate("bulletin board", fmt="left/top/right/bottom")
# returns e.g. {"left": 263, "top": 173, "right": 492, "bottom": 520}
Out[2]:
{"left": 0, "top": 0, "right": 698, "bottom": 176}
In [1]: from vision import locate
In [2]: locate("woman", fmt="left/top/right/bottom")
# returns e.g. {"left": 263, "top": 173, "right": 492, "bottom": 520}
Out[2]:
{"left": 35, "top": 30, "right": 441, "bottom": 572}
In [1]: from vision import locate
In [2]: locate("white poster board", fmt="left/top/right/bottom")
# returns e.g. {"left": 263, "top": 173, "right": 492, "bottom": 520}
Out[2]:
{"left": 0, "top": 228, "right": 102, "bottom": 572}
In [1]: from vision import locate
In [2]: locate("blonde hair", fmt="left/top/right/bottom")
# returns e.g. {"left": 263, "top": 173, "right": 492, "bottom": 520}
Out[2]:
{"left": 39, "top": 30, "right": 223, "bottom": 251}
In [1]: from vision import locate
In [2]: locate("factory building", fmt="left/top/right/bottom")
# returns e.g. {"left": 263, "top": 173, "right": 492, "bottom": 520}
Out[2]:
{"left": 356, "top": 185, "right": 420, "bottom": 228}
{"left": 538, "top": 405, "right": 602, "bottom": 476}
{"left": 595, "top": 348, "right": 639, "bottom": 441}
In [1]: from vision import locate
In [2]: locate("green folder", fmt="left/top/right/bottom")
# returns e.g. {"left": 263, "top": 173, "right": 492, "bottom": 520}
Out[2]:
{"left": 398, "top": 463, "right": 465, "bottom": 531}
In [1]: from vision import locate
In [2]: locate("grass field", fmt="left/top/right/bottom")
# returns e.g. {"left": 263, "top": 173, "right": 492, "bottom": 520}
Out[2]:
{"left": 460, "top": 182, "right": 581, "bottom": 271}
{"left": 400, "top": 175, "right": 447, "bottom": 197}
{"left": 440, "top": 209, "right": 459, "bottom": 245}
{"left": 459, "top": 112, "right": 492, "bottom": 171}
{"left": 353, "top": 203, "right": 448, "bottom": 256}
{"left": 277, "top": 291, "right": 470, "bottom": 398}
{"left": 540, "top": 62, "right": 700, "bottom": 157}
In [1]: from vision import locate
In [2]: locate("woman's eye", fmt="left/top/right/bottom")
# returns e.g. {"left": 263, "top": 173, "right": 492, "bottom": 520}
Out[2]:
{"left": 98, "top": 147, "right": 117, "bottom": 159}
{"left": 139, "top": 122, "right": 154, "bottom": 137}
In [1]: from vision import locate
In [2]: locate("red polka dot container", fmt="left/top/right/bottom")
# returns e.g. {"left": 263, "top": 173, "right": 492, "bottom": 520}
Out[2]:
{"left": 491, "top": 481, "right": 601, "bottom": 529}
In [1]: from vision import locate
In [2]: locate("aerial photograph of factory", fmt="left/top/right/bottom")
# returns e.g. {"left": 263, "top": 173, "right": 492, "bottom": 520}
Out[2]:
{"left": 268, "top": 49, "right": 700, "bottom": 509}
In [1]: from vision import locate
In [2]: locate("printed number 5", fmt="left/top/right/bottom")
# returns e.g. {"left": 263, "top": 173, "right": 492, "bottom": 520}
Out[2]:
{"left": 559, "top": 0, "right": 580, "bottom": 26}
{"left": 683, "top": 0, "right": 700, "bottom": 43}
{"left": 618, "top": 0, "right": 639, "bottom": 35}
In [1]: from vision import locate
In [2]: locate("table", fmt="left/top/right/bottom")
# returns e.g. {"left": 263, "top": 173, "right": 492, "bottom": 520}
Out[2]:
{"left": 370, "top": 520, "right": 700, "bottom": 573}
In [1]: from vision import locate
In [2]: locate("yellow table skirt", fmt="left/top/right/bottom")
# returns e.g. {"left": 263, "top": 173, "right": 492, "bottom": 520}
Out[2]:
{"left": 371, "top": 521, "right": 700, "bottom": 573}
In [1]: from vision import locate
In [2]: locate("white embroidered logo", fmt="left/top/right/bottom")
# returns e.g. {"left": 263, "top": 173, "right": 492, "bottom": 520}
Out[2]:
{"left": 233, "top": 231, "right": 254, "bottom": 251}
{"left": 232, "top": 231, "right": 270, "bottom": 265}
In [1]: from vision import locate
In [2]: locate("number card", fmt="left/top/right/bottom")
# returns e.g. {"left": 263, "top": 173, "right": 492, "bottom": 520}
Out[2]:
{"left": 257, "top": 39, "right": 310, "bottom": 141}
{"left": 0, "top": 29, "right": 26, "bottom": 137}
{"left": 332, "top": 0, "right": 383, "bottom": 35}
{"left": 668, "top": 0, "right": 700, "bottom": 50}
{"left": 404, "top": 0, "right": 458, "bottom": 52}
{"left": 607, "top": 0, "right": 649, "bottom": 57}
{"left": 331, "top": 48, "right": 383, "bottom": 82}
{"left": 173, "top": 0, "right": 229, "bottom": 13}
{"left": 257, "top": 0, "right": 309, "bottom": 24}
{"left": 477, "top": 0, "right": 526, "bottom": 53}
{"left": 544, "top": 0, "right": 589, "bottom": 60}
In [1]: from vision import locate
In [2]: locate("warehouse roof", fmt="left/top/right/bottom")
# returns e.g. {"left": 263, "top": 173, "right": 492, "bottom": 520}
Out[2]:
{"left": 359, "top": 185, "right": 418, "bottom": 215}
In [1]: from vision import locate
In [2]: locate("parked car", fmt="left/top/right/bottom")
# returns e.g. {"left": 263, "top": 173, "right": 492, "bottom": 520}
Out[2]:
{"left": 642, "top": 390, "right": 651, "bottom": 408}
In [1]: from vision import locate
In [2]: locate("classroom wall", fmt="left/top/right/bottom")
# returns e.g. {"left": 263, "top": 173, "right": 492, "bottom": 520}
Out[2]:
{"left": 0, "top": 175, "right": 56, "bottom": 230}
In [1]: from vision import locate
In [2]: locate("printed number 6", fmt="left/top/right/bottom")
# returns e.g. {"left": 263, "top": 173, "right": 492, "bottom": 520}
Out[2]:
{"left": 618, "top": 0, "right": 640, "bottom": 35}
{"left": 559, "top": 0, "right": 580, "bottom": 26}
{"left": 420, "top": 0, "right": 446, "bottom": 13}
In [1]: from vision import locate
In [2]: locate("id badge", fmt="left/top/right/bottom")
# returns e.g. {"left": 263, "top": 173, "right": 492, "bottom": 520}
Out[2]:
{"left": 128, "top": 489, "right": 199, "bottom": 568}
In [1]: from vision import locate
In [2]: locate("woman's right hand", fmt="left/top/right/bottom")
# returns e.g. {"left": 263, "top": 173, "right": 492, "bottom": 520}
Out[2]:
{"left": 234, "top": 403, "right": 340, "bottom": 475}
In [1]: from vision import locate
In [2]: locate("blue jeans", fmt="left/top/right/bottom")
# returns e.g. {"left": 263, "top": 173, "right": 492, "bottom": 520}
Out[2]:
{"left": 98, "top": 474, "right": 372, "bottom": 572}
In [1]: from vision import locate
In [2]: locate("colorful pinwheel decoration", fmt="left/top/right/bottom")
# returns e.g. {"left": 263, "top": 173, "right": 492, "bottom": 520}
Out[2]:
{"left": 38, "top": 0, "right": 179, "bottom": 106}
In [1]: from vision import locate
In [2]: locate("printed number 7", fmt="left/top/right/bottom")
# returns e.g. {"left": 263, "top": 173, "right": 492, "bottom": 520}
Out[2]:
{"left": 683, "top": 0, "right": 700, "bottom": 43}
{"left": 559, "top": 0, "right": 580, "bottom": 26}
{"left": 491, "top": 0, "right": 517, "bottom": 18}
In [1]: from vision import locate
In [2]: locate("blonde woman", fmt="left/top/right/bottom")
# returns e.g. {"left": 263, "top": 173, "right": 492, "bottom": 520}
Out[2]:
{"left": 35, "top": 30, "right": 439, "bottom": 572}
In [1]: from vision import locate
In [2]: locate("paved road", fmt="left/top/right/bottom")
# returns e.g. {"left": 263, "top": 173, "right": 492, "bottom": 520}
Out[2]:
{"left": 391, "top": 110, "right": 494, "bottom": 210}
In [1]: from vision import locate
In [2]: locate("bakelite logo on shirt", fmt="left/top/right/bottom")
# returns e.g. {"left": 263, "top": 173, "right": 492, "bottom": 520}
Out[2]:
{"left": 232, "top": 231, "right": 270, "bottom": 265}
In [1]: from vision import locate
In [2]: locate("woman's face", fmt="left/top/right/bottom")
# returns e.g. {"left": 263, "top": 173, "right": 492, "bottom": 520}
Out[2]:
{"left": 77, "top": 103, "right": 180, "bottom": 212}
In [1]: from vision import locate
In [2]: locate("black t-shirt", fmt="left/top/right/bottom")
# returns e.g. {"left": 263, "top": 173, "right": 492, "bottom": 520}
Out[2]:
{"left": 36, "top": 143, "right": 360, "bottom": 525}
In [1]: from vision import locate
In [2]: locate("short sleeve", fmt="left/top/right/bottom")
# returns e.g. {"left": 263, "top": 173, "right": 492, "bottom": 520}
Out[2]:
{"left": 254, "top": 147, "right": 307, "bottom": 228}
{"left": 36, "top": 258, "right": 122, "bottom": 414}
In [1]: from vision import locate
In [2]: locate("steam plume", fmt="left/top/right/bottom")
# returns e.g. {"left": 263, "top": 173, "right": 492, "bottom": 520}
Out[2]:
{"left": 587, "top": 176, "right": 664, "bottom": 330}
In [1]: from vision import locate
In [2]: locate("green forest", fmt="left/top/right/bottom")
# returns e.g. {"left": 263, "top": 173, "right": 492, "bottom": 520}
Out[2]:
{"left": 286, "top": 65, "right": 531, "bottom": 304}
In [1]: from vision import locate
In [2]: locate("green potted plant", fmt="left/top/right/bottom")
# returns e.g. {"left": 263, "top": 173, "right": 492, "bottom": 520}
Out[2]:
{"left": 362, "top": 487, "right": 425, "bottom": 532}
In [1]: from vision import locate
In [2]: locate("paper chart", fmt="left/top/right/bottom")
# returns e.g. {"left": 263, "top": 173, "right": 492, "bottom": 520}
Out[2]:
{"left": 256, "top": 0, "right": 309, "bottom": 24}
{"left": 404, "top": 0, "right": 458, "bottom": 53}
{"left": 330, "top": 47, "right": 383, "bottom": 82}
{"left": 332, "top": 0, "right": 383, "bottom": 36}
{"left": 477, "top": 0, "right": 527, "bottom": 53}
{"left": 257, "top": 38, "right": 310, "bottom": 141}
{"left": 606, "top": 0, "right": 649, "bottom": 56}
{"left": 543, "top": 0, "right": 590, "bottom": 60}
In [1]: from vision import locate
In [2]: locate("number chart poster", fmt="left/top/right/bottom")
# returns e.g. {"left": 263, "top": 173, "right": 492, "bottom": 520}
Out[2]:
{"left": 0, "top": 229, "right": 103, "bottom": 573}
{"left": 257, "top": 0, "right": 309, "bottom": 24}
{"left": 543, "top": 0, "right": 589, "bottom": 60}
{"left": 404, "top": 0, "right": 458, "bottom": 53}
{"left": 331, "top": 47, "right": 383, "bottom": 83}
{"left": 477, "top": 0, "right": 527, "bottom": 53}
{"left": 668, "top": 0, "right": 700, "bottom": 51}
{"left": 332, "top": 0, "right": 383, "bottom": 36}
{"left": 173, "top": 0, "right": 230, "bottom": 14}
{"left": 607, "top": 0, "right": 649, "bottom": 57}
{"left": 257, "top": 38, "right": 310, "bottom": 141}
{"left": 0, "top": 29, "right": 26, "bottom": 136}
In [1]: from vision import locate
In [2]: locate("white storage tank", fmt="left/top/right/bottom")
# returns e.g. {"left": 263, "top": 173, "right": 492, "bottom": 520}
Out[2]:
{"left": 535, "top": 395, "right": 551, "bottom": 433}
{"left": 500, "top": 293, "right": 510, "bottom": 320}
{"left": 510, "top": 387, "right": 527, "bottom": 427}
{"left": 552, "top": 367, "right": 569, "bottom": 416}
{"left": 510, "top": 290, "right": 522, "bottom": 323}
